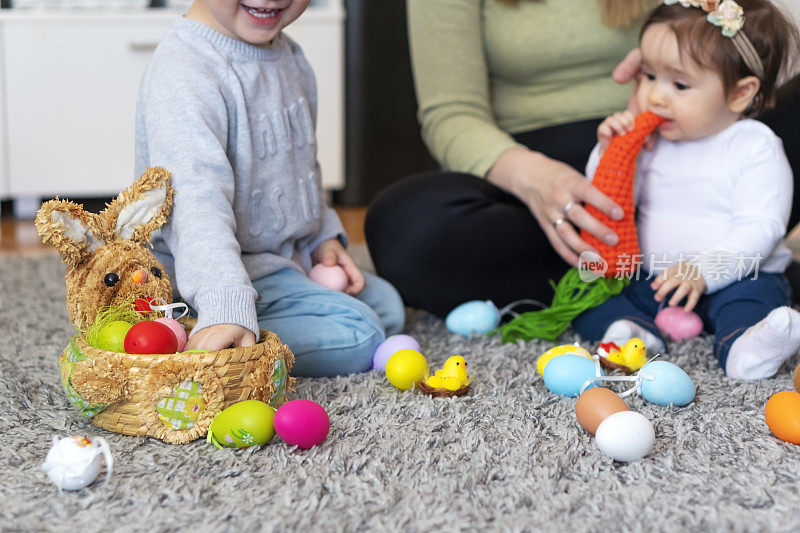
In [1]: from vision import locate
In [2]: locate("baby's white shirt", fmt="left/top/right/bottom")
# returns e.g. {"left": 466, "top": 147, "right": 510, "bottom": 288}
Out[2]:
{"left": 586, "top": 119, "right": 793, "bottom": 293}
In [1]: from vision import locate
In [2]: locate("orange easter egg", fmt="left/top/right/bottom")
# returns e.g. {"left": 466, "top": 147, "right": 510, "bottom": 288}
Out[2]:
{"left": 575, "top": 387, "right": 630, "bottom": 435}
{"left": 765, "top": 391, "right": 800, "bottom": 444}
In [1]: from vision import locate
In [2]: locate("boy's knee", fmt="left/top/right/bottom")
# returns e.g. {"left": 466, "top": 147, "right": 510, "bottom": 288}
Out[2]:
{"left": 375, "top": 280, "right": 406, "bottom": 336}
{"left": 288, "top": 295, "right": 386, "bottom": 377}
{"left": 384, "top": 304, "right": 406, "bottom": 337}
{"left": 291, "top": 318, "right": 383, "bottom": 377}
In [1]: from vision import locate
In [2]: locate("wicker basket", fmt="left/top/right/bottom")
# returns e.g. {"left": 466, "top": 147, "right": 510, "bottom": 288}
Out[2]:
{"left": 58, "top": 327, "right": 295, "bottom": 444}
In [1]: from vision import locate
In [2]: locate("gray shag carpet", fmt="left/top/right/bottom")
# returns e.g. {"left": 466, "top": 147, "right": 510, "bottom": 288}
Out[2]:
{"left": 4, "top": 250, "right": 800, "bottom": 532}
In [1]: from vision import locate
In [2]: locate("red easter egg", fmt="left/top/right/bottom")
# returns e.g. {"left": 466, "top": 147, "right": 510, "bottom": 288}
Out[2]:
{"left": 134, "top": 298, "right": 155, "bottom": 315}
{"left": 124, "top": 320, "right": 178, "bottom": 354}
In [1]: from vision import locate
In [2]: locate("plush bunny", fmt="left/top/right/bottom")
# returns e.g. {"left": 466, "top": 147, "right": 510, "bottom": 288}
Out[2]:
{"left": 35, "top": 167, "right": 174, "bottom": 330}
{"left": 36, "top": 168, "right": 294, "bottom": 444}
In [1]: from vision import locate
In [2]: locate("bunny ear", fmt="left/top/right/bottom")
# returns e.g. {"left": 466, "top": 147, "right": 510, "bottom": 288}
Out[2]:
{"left": 103, "top": 167, "right": 175, "bottom": 244}
{"left": 35, "top": 199, "right": 104, "bottom": 269}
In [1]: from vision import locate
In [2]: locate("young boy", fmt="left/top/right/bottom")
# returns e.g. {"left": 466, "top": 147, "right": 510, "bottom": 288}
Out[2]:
{"left": 135, "top": 0, "right": 405, "bottom": 377}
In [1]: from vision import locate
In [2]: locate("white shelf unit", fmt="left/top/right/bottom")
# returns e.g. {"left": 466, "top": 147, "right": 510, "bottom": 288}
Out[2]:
{"left": 0, "top": 5, "right": 345, "bottom": 215}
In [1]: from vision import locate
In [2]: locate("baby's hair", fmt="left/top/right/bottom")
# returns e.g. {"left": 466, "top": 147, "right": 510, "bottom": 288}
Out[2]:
{"left": 641, "top": 0, "right": 799, "bottom": 115}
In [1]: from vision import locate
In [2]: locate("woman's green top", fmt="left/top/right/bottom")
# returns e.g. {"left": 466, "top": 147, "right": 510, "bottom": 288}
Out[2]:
{"left": 408, "top": 0, "right": 643, "bottom": 176}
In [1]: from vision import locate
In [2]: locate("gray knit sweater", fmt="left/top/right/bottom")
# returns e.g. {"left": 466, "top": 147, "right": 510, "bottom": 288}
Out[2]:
{"left": 135, "top": 17, "right": 346, "bottom": 338}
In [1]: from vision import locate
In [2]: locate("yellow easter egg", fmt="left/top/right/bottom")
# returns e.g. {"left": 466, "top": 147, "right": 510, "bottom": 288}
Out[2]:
{"left": 536, "top": 344, "right": 592, "bottom": 375}
{"left": 96, "top": 320, "right": 133, "bottom": 352}
{"left": 385, "top": 349, "right": 429, "bottom": 390}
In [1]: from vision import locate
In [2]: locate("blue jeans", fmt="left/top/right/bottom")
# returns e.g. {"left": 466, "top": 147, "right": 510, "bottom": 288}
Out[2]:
{"left": 252, "top": 268, "right": 405, "bottom": 377}
{"left": 572, "top": 272, "right": 791, "bottom": 369}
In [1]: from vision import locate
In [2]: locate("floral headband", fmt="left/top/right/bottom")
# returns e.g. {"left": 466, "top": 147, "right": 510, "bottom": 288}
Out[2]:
{"left": 663, "top": 0, "right": 765, "bottom": 79}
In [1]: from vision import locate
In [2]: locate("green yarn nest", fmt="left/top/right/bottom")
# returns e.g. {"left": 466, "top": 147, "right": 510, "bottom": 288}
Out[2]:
{"left": 493, "top": 268, "right": 629, "bottom": 343}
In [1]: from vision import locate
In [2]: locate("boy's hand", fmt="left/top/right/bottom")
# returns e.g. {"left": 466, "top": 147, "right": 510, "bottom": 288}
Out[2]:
{"left": 598, "top": 111, "right": 636, "bottom": 152}
{"left": 185, "top": 323, "right": 256, "bottom": 352}
{"left": 650, "top": 263, "right": 707, "bottom": 312}
{"left": 312, "top": 238, "right": 365, "bottom": 295}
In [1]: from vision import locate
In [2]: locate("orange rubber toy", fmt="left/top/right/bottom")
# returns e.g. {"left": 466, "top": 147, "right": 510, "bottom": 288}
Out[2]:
{"left": 581, "top": 111, "right": 665, "bottom": 277}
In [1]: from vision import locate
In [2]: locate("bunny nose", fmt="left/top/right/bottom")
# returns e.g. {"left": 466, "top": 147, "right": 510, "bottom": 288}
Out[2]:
{"left": 131, "top": 270, "right": 148, "bottom": 284}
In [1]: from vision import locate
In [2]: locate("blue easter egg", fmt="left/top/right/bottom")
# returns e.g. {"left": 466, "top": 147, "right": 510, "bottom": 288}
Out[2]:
{"left": 445, "top": 300, "right": 501, "bottom": 336}
{"left": 638, "top": 360, "right": 695, "bottom": 406}
{"left": 543, "top": 354, "right": 603, "bottom": 398}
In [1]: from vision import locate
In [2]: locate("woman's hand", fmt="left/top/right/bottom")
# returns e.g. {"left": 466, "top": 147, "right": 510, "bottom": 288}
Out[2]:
{"left": 650, "top": 263, "right": 707, "bottom": 312}
{"left": 487, "top": 147, "right": 624, "bottom": 267}
{"left": 613, "top": 48, "right": 643, "bottom": 113}
{"left": 613, "top": 48, "right": 656, "bottom": 150}
{"left": 312, "top": 238, "right": 366, "bottom": 295}
{"left": 184, "top": 323, "right": 256, "bottom": 351}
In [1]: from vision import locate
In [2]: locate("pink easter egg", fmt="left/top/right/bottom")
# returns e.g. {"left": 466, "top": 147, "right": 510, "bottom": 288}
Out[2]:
{"left": 155, "top": 317, "right": 188, "bottom": 352}
{"left": 654, "top": 307, "right": 703, "bottom": 341}
{"left": 308, "top": 264, "right": 348, "bottom": 292}
{"left": 274, "top": 399, "right": 330, "bottom": 449}
{"left": 372, "top": 334, "right": 421, "bottom": 371}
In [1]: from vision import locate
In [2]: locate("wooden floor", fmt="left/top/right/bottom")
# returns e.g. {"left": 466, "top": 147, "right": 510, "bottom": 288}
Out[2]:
{"left": 0, "top": 206, "right": 368, "bottom": 257}
{"left": 6, "top": 206, "right": 800, "bottom": 260}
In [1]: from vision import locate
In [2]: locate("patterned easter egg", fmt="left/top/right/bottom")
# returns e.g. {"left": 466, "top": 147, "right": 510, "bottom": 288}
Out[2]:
{"left": 208, "top": 400, "right": 276, "bottom": 449}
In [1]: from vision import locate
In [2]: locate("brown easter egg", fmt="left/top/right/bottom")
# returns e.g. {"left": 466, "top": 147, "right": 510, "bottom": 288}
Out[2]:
{"left": 575, "top": 387, "right": 630, "bottom": 435}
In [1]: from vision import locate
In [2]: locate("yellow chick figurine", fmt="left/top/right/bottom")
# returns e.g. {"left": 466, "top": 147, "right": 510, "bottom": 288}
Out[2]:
{"left": 599, "top": 338, "right": 648, "bottom": 372}
{"left": 424, "top": 356, "right": 471, "bottom": 391}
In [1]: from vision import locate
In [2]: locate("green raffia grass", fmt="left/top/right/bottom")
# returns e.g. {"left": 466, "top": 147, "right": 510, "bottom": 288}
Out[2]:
{"left": 492, "top": 268, "right": 629, "bottom": 343}
{"left": 83, "top": 299, "right": 143, "bottom": 349}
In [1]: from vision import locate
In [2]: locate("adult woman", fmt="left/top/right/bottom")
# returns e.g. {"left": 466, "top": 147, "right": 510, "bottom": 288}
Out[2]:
{"left": 365, "top": 0, "right": 800, "bottom": 318}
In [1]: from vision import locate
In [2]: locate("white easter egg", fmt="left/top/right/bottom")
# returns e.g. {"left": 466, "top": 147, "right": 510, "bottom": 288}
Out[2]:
{"left": 42, "top": 436, "right": 113, "bottom": 491}
{"left": 595, "top": 411, "right": 655, "bottom": 462}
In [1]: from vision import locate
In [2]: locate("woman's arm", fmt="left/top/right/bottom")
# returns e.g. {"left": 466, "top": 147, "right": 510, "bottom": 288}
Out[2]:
{"left": 487, "top": 147, "right": 623, "bottom": 266}
{"left": 407, "top": 0, "right": 518, "bottom": 177}
{"left": 408, "top": 0, "right": 623, "bottom": 266}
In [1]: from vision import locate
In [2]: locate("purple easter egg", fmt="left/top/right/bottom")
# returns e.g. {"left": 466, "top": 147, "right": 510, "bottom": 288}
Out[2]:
{"left": 372, "top": 334, "right": 421, "bottom": 371}
{"left": 655, "top": 307, "right": 703, "bottom": 341}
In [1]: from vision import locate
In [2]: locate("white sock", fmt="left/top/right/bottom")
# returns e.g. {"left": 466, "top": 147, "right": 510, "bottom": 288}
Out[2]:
{"left": 602, "top": 319, "right": 666, "bottom": 353}
{"left": 725, "top": 306, "right": 800, "bottom": 380}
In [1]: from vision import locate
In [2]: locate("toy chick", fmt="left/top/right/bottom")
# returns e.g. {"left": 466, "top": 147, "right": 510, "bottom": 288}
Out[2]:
{"left": 418, "top": 356, "right": 471, "bottom": 397}
{"left": 597, "top": 338, "right": 647, "bottom": 374}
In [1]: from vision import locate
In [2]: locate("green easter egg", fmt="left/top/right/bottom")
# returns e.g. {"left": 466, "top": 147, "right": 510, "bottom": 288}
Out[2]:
{"left": 209, "top": 400, "right": 276, "bottom": 449}
{"left": 96, "top": 321, "right": 133, "bottom": 352}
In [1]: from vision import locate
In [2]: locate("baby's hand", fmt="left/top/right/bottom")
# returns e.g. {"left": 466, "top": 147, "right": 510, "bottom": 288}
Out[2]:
{"left": 312, "top": 238, "right": 365, "bottom": 295}
{"left": 650, "top": 263, "right": 707, "bottom": 312}
{"left": 597, "top": 111, "right": 636, "bottom": 151}
{"left": 184, "top": 323, "right": 256, "bottom": 351}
